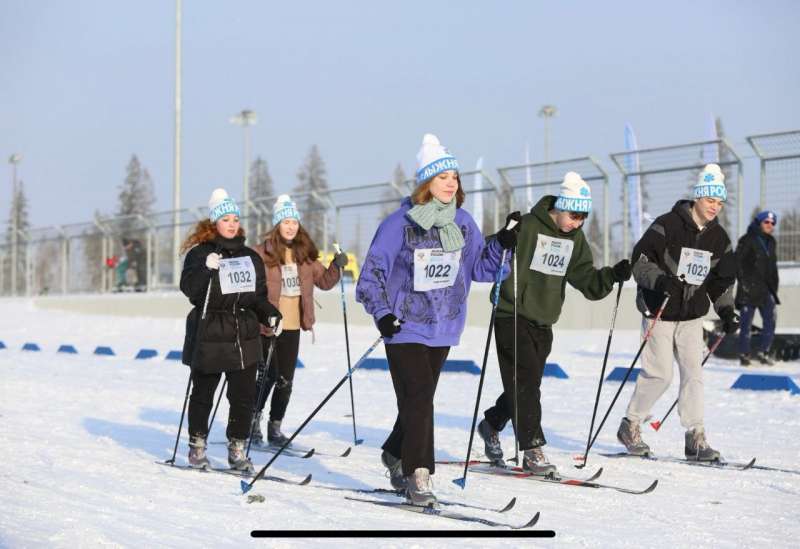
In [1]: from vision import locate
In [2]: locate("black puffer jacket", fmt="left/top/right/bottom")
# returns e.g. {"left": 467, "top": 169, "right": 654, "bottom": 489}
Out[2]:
{"left": 631, "top": 200, "right": 736, "bottom": 321}
{"left": 180, "top": 235, "right": 279, "bottom": 374}
{"left": 735, "top": 221, "right": 779, "bottom": 308}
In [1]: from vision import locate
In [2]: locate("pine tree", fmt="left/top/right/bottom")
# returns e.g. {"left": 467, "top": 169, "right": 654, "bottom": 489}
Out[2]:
{"left": 5, "top": 180, "right": 30, "bottom": 294}
{"left": 293, "top": 145, "right": 330, "bottom": 248}
{"left": 250, "top": 156, "right": 275, "bottom": 200}
{"left": 115, "top": 155, "right": 155, "bottom": 241}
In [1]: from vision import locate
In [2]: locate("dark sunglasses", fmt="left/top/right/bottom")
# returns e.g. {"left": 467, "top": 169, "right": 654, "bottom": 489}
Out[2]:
{"left": 762, "top": 220, "right": 775, "bottom": 226}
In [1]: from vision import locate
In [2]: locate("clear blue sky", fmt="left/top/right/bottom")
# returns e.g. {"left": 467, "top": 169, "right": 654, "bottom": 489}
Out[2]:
{"left": 2, "top": 0, "right": 799, "bottom": 227}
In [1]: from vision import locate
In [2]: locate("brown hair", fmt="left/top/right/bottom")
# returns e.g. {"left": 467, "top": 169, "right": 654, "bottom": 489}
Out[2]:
{"left": 261, "top": 223, "right": 320, "bottom": 267}
{"left": 180, "top": 219, "right": 245, "bottom": 254}
{"left": 411, "top": 173, "right": 465, "bottom": 208}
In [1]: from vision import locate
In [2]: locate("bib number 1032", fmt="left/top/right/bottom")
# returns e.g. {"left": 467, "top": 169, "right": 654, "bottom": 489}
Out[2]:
{"left": 218, "top": 256, "right": 257, "bottom": 294}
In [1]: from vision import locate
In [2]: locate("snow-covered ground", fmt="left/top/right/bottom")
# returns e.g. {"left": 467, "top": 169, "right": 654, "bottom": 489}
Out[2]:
{"left": 1, "top": 297, "right": 799, "bottom": 548}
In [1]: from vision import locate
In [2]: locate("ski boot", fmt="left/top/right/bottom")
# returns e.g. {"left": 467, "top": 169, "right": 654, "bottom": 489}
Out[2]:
{"left": 477, "top": 418, "right": 504, "bottom": 464}
{"left": 267, "top": 419, "right": 291, "bottom": 448}
{"left": 187, "top": 435, "right": 210, "bottom": 469}
{"left": 227, "top": 438, "right": 254, "bottom": 472}
{"left": 381, "top": 450, "right": 406, "bottom": 491}
{"left": 685, "top": 428, "right": 721, "bottom": 462}
{"left": 617, "top": 417, "right": 651, "bottom": 456}
{"left": 522, "top": 447, "right": 558, "bottom": 477}
{"left": 739, "top": 353, "right": 751, "bottom": 367}
{"left": 250, "top": 411, "right": 264, "bottom": 446}
{"left": 405, "top": 467, "right": 437, "bottom": 508}
{"left": 754, "top": 351, "right": 775, "bottom": 366}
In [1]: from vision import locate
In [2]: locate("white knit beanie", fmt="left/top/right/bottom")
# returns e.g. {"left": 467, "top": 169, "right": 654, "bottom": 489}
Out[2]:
{"left": 694, "top": 163, "right": 727, "bottom": 202}
{"left": 272, "top": 194, "right": 301, "bottom": 225}
{"left": 554, "top": 172, "right": 592, "bottom": 214}
{"left": 415, "top": 133, "right": 459, "bottom": 184}
{"left": 208, "top": 188, "right": 240, "bottom": 222}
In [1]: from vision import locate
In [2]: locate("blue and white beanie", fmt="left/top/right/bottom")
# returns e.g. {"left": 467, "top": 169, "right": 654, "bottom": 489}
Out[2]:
{"left": 415, "top": 133, "right": 459, "bottom": 184}
{"left": 272, "top": 194, "right": 301, "bottom": 225}
{"left": 208, "top": 188, "right": 240, "bottom": 222}
{"left": 755, "top": 210, "right": 777, "bottom": 225}
{"left": 554, "top": 172, "right": 592, "bottom": 214}
{"left": 694, "top": 164, "right": 727, "bottom": 202}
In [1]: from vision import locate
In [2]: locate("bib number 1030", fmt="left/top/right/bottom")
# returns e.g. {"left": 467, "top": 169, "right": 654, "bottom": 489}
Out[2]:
{"left": 218, "top": 256, "right": 257, "bottom": 294}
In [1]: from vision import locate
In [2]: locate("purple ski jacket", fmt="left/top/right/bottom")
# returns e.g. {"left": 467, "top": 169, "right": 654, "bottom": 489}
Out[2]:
{"left": 356, "top": 198, "right": 510, "bottom": 347}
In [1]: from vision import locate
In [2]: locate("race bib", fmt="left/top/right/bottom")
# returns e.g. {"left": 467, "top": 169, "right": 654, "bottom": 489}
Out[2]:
{"left": 218, "top": 256, "right": 256, "bottom": 294}
{"left": 413, "top": 248, "right": 461, "bottom": 292}
{"left": 281, "top": 264, "right": 301, "bottom": 297}
{"left": 677, "top": 247, "right": 712, "bottom": 286}
{"left": 530, "top": 234, "right": 573, "bottom": 277}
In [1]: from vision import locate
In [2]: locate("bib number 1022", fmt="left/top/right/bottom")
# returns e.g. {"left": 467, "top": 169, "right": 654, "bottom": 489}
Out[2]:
{"left": 227, "top": 271, "right": 252, "bottom": 285}
{"left": 541, "top": 253, "right": 566, "bottom": 269}
{"left": 425, "top": 264, "right": 451, "bottom": 279}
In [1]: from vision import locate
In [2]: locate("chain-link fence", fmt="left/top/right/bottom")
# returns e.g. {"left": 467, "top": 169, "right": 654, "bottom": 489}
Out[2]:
{"left": 498, "top": 157, "right": 610, "bottom": 266}
{"left": 610, "top": 139, "right": 743, "bottom": 262}
{"left": 747, "top": 130, "right": 800, "bottom": 263}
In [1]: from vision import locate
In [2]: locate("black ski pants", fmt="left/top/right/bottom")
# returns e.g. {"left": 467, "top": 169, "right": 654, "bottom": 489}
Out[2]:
{"left": 382, "top": 343, "right": 450, "bottom": 476}
{"left": 483, "top": 316, "right": 553, "bottom": 450}
{"left": 188, "top": 364, "right": 257, "bottom": 440}
{"left": 255, "top": 330, "right": 301, "bottom": 422}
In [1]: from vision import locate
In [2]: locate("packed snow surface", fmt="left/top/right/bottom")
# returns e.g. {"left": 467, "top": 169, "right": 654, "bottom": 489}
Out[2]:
{"left": 1, "top": 297, "right": 799, "bottom": 548}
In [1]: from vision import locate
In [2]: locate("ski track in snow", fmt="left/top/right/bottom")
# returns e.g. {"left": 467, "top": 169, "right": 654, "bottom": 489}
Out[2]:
{"left": 1, "top": 297, "right": 799, "bottom": 548}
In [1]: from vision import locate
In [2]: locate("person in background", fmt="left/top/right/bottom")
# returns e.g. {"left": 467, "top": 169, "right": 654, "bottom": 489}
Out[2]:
{"left": 251, "top": 194, "right": 348, "bottom": 447}
{"left": 735, "top": 210, "right": 780, "bottom": 366}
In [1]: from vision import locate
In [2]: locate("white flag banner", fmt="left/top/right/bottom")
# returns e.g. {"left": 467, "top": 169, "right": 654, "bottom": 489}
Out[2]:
{"left": 624, "top": 123, "right": 643, "bottom": 243}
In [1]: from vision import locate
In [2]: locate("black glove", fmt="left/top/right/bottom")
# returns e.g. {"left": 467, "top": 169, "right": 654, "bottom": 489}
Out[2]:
{"left": 655, "top": 275, "right": 684, "bottom": 300}
{"left": 377, "top": 314, "right": 402, "bottom": 338}
{"left": 496, "top": 212, "right": 522, "bottom": 250}
{"left": 333, "top": 251, "right": 348, "bottom": 269}
{"left": 718, "top": 307, "right": 740, "bottom": 334}
{"left": 612, "top": 259, "right": 632, "bottom": 282}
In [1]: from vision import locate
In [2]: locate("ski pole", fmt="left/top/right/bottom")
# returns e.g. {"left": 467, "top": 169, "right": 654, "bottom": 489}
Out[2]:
{"left": 242, "top": 335, "right": 387, "bottom": 493}
{"left": 453, "top": 236, "right": 515, "bottom": 489}
{"left": 207, "top": 379, "right": 227, "bottom": 435}
{"left": 575, "top": 281, "right": 624, "bottom": 469}
{"left": 334, "top": 243, "right": 363, "bottom": 446}
{"left": 650, "top": 331, "right": 725, "bottom": 431}
{"left": 511, "top": 250, "right": 520, "bottom": 465}
{"left": 246, "top": 335, "right": 278, "bottom": 457}
{"left": 166, "top": 273, "right": 214, "bottom": 464}
{"left": 575, "top": 294, "right": 670, "bottom": 466}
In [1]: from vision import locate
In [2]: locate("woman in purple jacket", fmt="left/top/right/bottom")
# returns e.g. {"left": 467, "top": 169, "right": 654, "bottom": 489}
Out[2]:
{"left": 356, "top": 134, "right": 517, "bottom": 506}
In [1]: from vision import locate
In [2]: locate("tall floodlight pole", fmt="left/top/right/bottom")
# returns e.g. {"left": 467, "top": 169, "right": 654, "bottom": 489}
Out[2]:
{"left": 229, "top": 109, "right": 257, "bottom": 239}
{"left": 8, "top": 154, "right": 22, "bottom": 296}
{"left": 172, "top": 0, "right": 183, "bottom": 286}
{"left": 538, "top": 105, "right": 557, "bottom": 184}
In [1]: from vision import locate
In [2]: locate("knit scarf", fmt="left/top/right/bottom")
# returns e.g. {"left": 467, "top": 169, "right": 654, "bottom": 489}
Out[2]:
{"left": 406, "top": 197, "right": 465, "bottom": 252}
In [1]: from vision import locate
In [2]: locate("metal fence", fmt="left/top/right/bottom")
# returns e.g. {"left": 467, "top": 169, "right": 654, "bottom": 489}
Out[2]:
{"left": 4, "top": 131, "right": 798, "bottom": 296}
{"left": 610, "top": 139, "right": 743, "bottom": 262}
{"left": 498, "top": 157, "right": 609, "bottom": 265}
{"left": 747, "top": 130, "right": 800, "bottom": 263}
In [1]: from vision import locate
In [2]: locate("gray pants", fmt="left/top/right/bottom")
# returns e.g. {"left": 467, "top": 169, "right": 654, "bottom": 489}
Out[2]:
{"left": 625, "top": 316, "right": 705, "bottom": 431}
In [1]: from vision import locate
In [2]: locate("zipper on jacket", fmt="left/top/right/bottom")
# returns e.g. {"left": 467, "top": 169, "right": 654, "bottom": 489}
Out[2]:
{"left": 233, "top": 293, "right": 245, "bottom": 370}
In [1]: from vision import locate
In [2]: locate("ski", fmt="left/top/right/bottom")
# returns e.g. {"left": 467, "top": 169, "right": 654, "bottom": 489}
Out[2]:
{"left": 595, "top": 452, "right": 757, "bottom": 471}
{"left": 319, "top": 485, "right": 517, "bottom": 514}
{"left": 437, "top": 460, "right": 605, "bottom": 483}
{"left": 441, "top": 462, "right": 655, "bottom": 495}
{"left": 344, "top": 496, "right": 540, "bottom": 529}
{"left": 155, "top": 461, "right": 312, "bottom": 485}
{"left": 211, "top": 440, "right": 316, "bottom": 459}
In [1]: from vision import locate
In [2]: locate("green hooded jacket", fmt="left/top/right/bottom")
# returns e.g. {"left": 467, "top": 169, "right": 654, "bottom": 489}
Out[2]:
{"left": 495, "top": 195, "right": 616, "bottom": 326}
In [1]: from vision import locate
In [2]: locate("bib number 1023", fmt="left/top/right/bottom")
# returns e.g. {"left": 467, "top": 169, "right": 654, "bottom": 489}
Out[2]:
{"left": 677, "top": 248, "right": 712, "bottom": 286}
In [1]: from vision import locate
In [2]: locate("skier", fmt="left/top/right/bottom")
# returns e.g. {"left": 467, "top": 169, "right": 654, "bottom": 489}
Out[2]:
{"left": 179, "top": 188, "right": 282, "bottom": 471}
{"left": 356, "top": 133, "right": 516, "bottom": 506}
{"left": 251, "top": 194, "right": 348, "bottom": 446}
{"left": 477, "top": 172, "right": 632, "bottom": 475}
{"left": 617, "top": 164, "right": 738, "bottom": 461}
{"left": 735, "top": 210, "right": 779, "bottom": 366}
